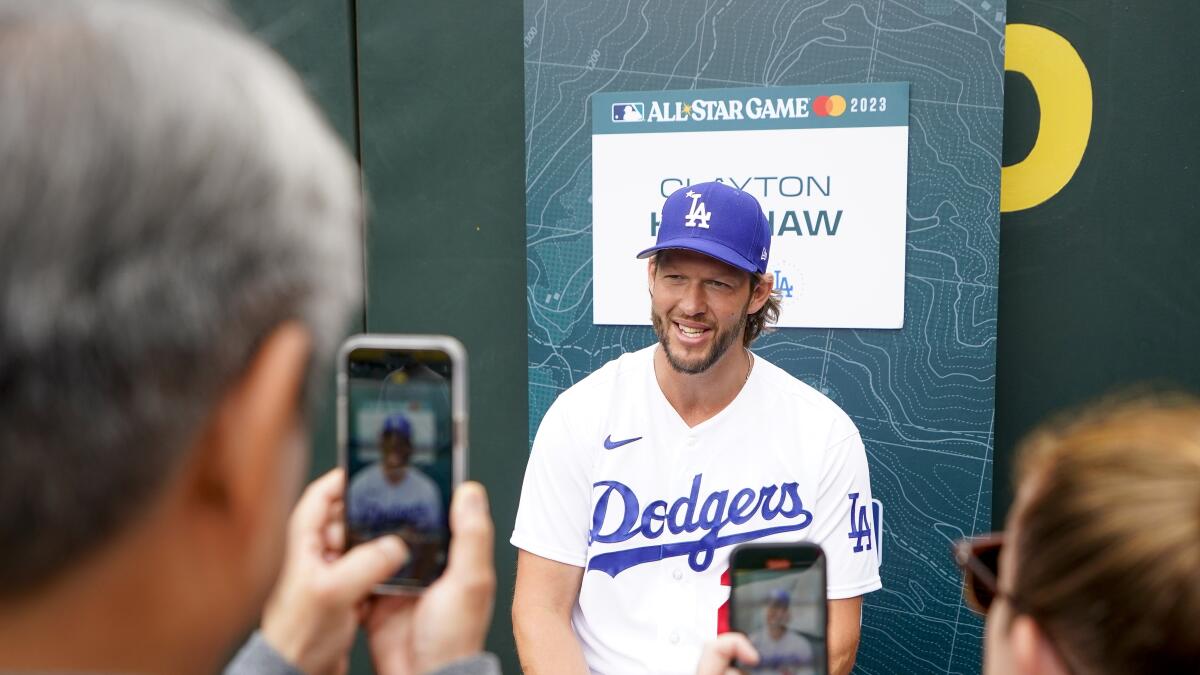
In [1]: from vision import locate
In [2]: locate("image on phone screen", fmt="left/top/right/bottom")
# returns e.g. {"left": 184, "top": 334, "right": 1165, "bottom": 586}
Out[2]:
{"left": 733, "top": 554, "right": 826, "bottom": 674}
{"left": 343, "top": 347, "right": 455, "bottom": 587}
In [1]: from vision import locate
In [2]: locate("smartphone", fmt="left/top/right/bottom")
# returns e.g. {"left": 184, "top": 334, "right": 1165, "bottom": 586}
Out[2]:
{"left": 729, "top": 543, "right": 827, "bottom": 674}
{"left": 337, "top": 334, "right": 467, "bottom": 593}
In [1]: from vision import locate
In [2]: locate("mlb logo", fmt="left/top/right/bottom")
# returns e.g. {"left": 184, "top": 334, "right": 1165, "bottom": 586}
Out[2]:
{"left": 611, "top": 102, "right": 644, "bottom": 123}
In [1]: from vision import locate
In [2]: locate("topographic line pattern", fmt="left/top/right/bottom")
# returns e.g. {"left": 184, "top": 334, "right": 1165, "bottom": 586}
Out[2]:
{"left": 524, "top": 1, "right": 1005, "bottom": 673}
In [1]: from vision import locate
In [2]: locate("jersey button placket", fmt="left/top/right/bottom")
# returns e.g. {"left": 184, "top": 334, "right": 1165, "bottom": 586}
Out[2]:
{"left": 659, "top": 565, "right": 688, "bottom": 657}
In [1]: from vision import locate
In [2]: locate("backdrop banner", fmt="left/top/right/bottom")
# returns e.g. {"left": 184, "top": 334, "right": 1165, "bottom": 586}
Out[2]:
{"left": 526, "top": 1, "right": 1004, "bottom": 672}
{"left": 592, "top": 83, "right": 910, "bottom": 328}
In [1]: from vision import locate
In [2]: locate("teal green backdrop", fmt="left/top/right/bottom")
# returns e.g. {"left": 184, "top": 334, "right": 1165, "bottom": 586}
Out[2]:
{"left": 523, "top": 2, "right": 1003, "bottom": 673}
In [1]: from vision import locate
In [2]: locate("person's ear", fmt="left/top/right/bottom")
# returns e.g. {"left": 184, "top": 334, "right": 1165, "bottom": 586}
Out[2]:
{"left": 188, "top": 321, "right": 313, "bottom": 535}
{"left": 647, "top": 258, "right": 657, "bottom": 296}
{"left": 748, "top": 272, "right": 774, "bottom": 314}
{"left": 1010, "top": 614, "right": 1072, "bottom": 675}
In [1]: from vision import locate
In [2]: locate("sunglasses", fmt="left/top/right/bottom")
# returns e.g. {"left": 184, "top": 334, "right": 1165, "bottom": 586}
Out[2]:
{"left": 952, "top": 532, "right": 1007, "bottom": 615}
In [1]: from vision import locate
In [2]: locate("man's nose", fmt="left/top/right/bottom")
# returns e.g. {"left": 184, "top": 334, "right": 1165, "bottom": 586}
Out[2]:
{"left": 677, "top": 281, "right": 707, "bottom": 316}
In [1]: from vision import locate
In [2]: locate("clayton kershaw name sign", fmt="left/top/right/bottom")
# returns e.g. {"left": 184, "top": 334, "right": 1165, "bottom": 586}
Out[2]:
{"left": 592, "top": 82, "right": 910, "bottom": 328}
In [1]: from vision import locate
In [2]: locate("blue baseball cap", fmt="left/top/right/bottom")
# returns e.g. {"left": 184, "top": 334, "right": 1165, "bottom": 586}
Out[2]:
{"left": 637, "top": 181, "right": 772, "bottom": 274}
{"left": 380, "top": 413, "right": 411, "bottom": 439}
{"left": 767, "top": 588, "right": 791, "bottom": 606}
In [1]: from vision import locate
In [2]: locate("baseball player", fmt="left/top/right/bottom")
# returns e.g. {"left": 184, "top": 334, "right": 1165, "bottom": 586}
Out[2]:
{"left": 749, "top": 589, "right": 817, "bottom": 675}
{"left": 511, "top": 181, "right": 880, "bottom": 675}
{"left": 348, "top": 413, "right": 445, "bottom": 579}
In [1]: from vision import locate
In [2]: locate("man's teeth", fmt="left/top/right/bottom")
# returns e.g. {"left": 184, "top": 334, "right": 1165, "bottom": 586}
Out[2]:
{"left": 678, "top": 324, "right": 706, "bottom": 336}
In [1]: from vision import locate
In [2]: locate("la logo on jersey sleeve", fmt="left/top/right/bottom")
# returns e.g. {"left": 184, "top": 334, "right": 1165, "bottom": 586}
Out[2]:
{"left": 847, "top": 492, "right": 884, "bottom": 563}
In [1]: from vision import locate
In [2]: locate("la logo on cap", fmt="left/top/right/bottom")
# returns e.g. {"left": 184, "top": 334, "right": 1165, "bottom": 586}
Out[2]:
{"left": 636, "top": 180, "right": 772, "bottom": 276}
{"left": 683, "top": 190, "right": 712, "bottom": 229}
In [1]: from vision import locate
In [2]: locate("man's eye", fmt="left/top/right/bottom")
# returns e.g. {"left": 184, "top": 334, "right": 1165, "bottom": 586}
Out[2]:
{"left": 707, "top": 280, "right": 731, "bottom": 289}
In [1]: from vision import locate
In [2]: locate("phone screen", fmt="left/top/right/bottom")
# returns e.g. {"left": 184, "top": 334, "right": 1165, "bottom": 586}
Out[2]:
{"left": 731, "top": 545, "right": 827, "bottom": 675}
{"left": 343, "top": 346, "right": 455, "bottom": 588}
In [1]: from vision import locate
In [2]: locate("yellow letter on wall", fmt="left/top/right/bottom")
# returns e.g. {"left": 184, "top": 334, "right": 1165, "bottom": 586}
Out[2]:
{"left": 1001, "top": 24, "right": 1092, "bottom": 213}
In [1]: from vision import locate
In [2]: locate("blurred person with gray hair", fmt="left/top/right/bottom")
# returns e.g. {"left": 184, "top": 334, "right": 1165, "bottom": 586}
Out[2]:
{"left": 0, "top": 1, "right": 497, "bottom": 674}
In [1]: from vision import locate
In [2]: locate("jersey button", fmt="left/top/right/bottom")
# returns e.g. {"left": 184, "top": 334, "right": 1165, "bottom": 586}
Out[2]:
{"left": 672, "top": 569, "right": 683, "bottom": 581}
{"left": 669, "top": 631, "right": 680, "bottom": 644}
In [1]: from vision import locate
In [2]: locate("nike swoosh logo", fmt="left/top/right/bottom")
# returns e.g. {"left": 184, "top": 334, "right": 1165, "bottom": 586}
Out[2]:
{"left": 603, "top": 435, "right": 643, "bottom": 450}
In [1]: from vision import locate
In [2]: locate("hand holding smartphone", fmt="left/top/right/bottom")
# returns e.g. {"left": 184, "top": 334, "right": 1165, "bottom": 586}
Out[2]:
{"left": 729, "top": 543, "right": 828, "bottom": 675}
{"left": 337, "top": 334, "right": 467, "bottom": 593}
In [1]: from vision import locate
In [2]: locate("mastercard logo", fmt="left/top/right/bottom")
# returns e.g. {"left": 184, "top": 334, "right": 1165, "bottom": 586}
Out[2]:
{"left": 812, "top": 95, "right": 846, "bottom": 117}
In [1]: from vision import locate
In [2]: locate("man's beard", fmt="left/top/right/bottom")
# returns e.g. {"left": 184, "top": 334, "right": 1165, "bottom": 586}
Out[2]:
{"left": 651, "top": 304, "right": 748, "bottom": 375}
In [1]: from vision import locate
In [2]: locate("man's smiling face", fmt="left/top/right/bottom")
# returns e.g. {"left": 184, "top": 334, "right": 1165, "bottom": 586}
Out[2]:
{"left": 648, "top": 249, "right": 754, "bottom": 375}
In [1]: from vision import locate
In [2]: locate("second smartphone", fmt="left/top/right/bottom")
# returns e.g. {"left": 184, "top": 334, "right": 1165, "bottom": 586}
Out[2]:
{"left": 729, "top": 542, "right": 828, "bottom": 674}
{"left": 337, "top": 334, "right": 467, "bottom": 593}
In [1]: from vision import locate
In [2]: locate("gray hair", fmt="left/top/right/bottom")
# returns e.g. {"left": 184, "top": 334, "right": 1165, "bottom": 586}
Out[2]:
{"left": 0, "top": 0, "right": 361, "bottom": 594}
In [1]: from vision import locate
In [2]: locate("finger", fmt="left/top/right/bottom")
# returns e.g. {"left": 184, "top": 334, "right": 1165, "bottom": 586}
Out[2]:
{"left": 289, "top": 469, "right": 345, "bottom": 552}
{"left": 323, "top": 496, "right": 345, "bottom": 526}
{"left": 695, "top": 633, "right": 759, "bottom": 675}
{"left": 727, "top": 632, "right": 759, "bottom": 666}
{"left": 442, "top": 482, "right": 495, "bottom": 582}
{"left": 365, "top": 593, "right": 418, "bottom": 632}
{"left": 326, "top": 534, "right": 408, "bottom": 604}
{"left": 323, "top": 511, "right": 346, "bottom": 552}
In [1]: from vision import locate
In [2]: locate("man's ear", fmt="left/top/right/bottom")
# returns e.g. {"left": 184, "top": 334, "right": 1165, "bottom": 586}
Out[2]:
{"left": 1010, "top": 614, "right": 1072, "bottom": 675}
{"left": 647, "top": 258, "right": 657, "bottom": 296}
{"left": 748, "top": 272, "right": 774, "bottom": 314}
{"left": 188, "top": 321, "right": 313, "bottom": 530}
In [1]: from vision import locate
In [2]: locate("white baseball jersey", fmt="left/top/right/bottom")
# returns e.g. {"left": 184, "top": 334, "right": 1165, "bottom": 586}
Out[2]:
{"left": 511, "top": 345, "right": 881, "bottom": 674}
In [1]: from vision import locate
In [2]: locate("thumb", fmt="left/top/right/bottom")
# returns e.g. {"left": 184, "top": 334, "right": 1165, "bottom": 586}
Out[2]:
{"left": 696, "top": 633, "right": 759, "bottom": 675}
{"left": 289, "top": 469, "right": 344, "bottom": 553}
{"left": 442, "top": 482, "right": 495, "bottom": 581}
{"left": 327, "top": 535, "right": 408, "bottom": 604}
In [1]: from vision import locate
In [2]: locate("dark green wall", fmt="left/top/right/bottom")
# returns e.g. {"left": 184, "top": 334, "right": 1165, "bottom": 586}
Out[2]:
{"left": 993, "top": 0, "right": 1200, "bottom": 525}
{"left": 229, "top": 0, "right": 361, "bottom": 478}
{"left": 355, "top": 1, "right": 526, "bottom": 672}
{"left": 230, "top": 0, "right": 358, "bottom": 151}
{"left": 233, "top": 1, "right": 527, "bottom": 673}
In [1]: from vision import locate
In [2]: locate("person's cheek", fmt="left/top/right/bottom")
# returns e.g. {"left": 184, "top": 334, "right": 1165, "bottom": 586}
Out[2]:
{"left": 251, "top": 421, "right": 309, "bottom": 614}
{"left": 982, "top": 602, "right": 1012, "bottom": 675}
{"left": 284, "top": 424, "right": 309, "bottom": 506}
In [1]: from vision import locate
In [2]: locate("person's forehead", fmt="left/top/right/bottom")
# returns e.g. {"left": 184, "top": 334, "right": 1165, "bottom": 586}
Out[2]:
{"left": 655, "top": 249, "right": 745, "bottom": 277}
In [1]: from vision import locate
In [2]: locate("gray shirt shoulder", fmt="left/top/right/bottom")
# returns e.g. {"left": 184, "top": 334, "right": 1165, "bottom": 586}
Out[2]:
{"left": 225, "top": 632, "right": 501, "bottom": 675}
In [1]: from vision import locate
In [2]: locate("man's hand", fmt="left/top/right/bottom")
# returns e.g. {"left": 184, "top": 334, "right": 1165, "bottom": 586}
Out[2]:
{"left": 366, "top": 482, "right": 496, "bottom": 675}
{"left": 695, "top": 633, "right": 759, "bottom": 675}
{"left": 261, "top": 469, "right": 408, "bottom": 675}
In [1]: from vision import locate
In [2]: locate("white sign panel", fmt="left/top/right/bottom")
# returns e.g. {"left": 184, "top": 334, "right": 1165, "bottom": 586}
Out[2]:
{"left": 592, "top": 83, "right": 909, "bottom": 328}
